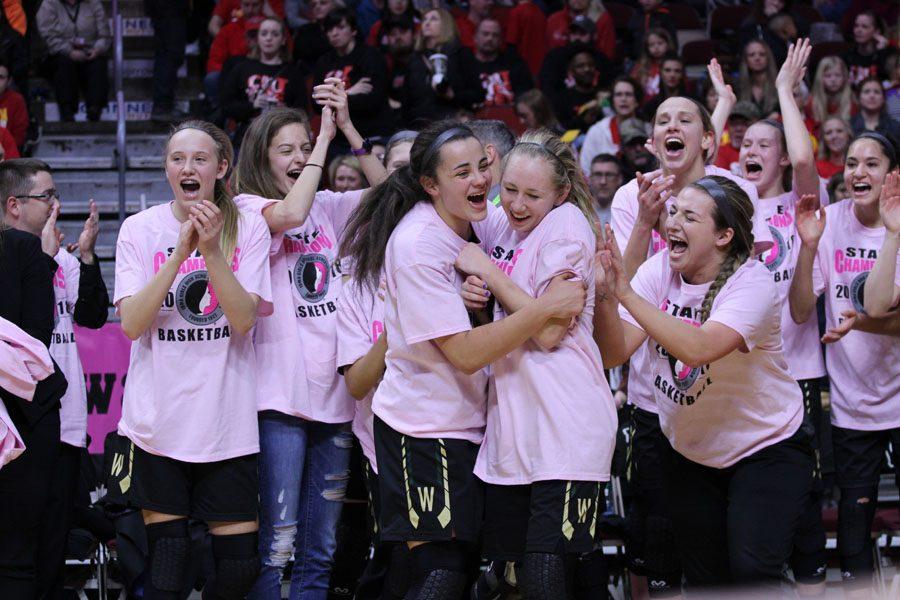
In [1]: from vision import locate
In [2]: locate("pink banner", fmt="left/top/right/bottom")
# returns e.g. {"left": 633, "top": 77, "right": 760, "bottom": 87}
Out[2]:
{"left": 74, "top": 323, "right": 130, "bottom": 454}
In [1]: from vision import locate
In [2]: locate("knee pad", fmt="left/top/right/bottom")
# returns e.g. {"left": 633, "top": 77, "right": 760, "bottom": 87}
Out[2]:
{"left": 415, "top": 568, "right": 468, "bottom": 600}
{"left": 518, "top": 552, "right": 566, "bottom": 600}
{"left": 644, "top": 515, "right": 680, "bottom": 579}
{"left": 146, "top": 519, "right": 190, "bottom": 595}
{"left": 209, "top": 532, "right": 260, "bottom": 600}
{"left": 838, "top": 486, "right": 877, "bottom": 580}
{"left": 408, "top": 541, "right": 469, "bottom": 580}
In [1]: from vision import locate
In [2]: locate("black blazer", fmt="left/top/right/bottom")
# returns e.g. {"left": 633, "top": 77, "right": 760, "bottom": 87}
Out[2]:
{"left": 0, "top": 228, "right": 67, "bottom": 426}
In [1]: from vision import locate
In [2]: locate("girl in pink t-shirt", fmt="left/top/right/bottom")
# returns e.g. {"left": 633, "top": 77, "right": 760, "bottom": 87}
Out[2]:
{"left": 113, "top": 121, "right": 273, "bottom": 600}
{"left": 597, "top": 175, "right": 811, "bottom": 593}
{"left": 229, "top": 80, "right": 389, "bottom": 598}
{"left": 339, "top": 121, "right": 586, "bottom": 598}
{"left": 452, "top": 131, "right": 617, "bottom": 597}
{"left": 609, "top": 91, "right": 771, "bottom": 595}
{"left": 789, "top": 132, "right": 900, "bottom": 593}
{"left": 738, "top": 39, "right": 829, "bottom": 591}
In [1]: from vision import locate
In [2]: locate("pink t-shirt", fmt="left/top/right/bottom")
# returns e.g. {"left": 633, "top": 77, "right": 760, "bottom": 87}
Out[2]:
{"left": 114, "top": 202, "right": 273, "bottom": 462}
{"left": 336, "top": 277, "right": 384, "bottom": 473}
{"left": 611, "top": 165, "right": 774, "bottom": 414}
{"left": 50, "top": 249, "right": 88, "bottom": 447}
{"left": 812, "top": 199, "right": 900, "bottom": 431}
{"left": 755, "top": 190, "right": 826, "bottom": 380}
{"left": 620, "top": 252, "right": 803, "bottom": 468}
{"left": 474, "top": 203, "right": 617, "bottom": 483}
{"left": 373, "top": 201, "right": 489, "bottom": 443}
{"left": 234, "top": 190, "right": 363, "bottom": 423}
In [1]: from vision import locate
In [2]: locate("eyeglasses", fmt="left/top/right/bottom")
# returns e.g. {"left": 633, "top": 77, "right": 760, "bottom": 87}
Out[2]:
{"left": 14, "top": 190, "right": 59, "bottom": 203}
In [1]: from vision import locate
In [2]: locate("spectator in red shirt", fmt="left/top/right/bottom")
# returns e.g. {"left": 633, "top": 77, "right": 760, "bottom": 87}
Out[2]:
{"left": 0, "top": 60, "right": 27, "bottom": 148}
{"left": 714, "top": 100, "right": 760, "bottom": 173}
{"left": 455, "top": 0, "right": 505, "bottom": 50}
{"left": 205, "top": 0, "right": 266, "bottom": 106}
{"left": 816, "top": 116, "right": 852, "bottom": 179}
{"left": 208, "top": 0, "right": 283, "bottom": 36}
{"left": 0, "top": 126, "right": 19, "bottom": 160}
{"left": 504, "top": 0, "right": 546, "bottom": 76}
{"left": 546, "top": 0, "right": 615, "bottom": 61}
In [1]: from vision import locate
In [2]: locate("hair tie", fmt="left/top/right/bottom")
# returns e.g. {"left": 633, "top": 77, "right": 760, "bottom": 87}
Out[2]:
{"left": 693, "top": 177, "right": 739, "bottom": 231}
{"left": 420, "top": 127, "right": 472, "bottom": 172}
{"left": 855, "top": 131, "right": 898, "bottom": 169}
{"left": 514, "top": 141, "right": 567, "bottom": 171}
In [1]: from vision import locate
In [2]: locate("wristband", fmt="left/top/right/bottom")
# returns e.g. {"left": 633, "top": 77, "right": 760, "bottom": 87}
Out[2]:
{"left": 305, "top": 163, "right": 324, "bottom": 169}
{"left": 351, "top": 138, "right": 374, "bottom": 156}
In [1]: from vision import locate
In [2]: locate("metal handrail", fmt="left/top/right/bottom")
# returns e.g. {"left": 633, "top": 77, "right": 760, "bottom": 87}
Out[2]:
{"left": 112, "top": 0, "right": 126, "bottom": 225}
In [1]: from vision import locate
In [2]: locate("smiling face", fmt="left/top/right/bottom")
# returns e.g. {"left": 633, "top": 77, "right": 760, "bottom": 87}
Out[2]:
{"left": 739, "top": 122, "right": 788, "bottom": 195}
{"left": 500, "top": 154, "right": 566, "bottom": 234}
{"left": 653, "top": 97, "right": 714, "bottom": 174}
{"left": 612, "top": 81, "right": 638, "bottom": 117}
{"left": 853, "top": 13, "right": 876, "bottom": 45}
{"left": 166, "top": 129, "right": 228, "bottom": 209}
{"left": 333, "top": 164, "right": 363, "bottom": 192}
{"left": 858, "top": 80, "right": 885, "bottom": 113}
{"left": 822, "top": 118, "right": 850, "bottom": 156}
{"left": 822, "top": 65, "right": 846, "bottom": 94}
{"left": 257, "top": 19, "right": 285, "bottom": 56}
{"left": 665, "top": 186, "right": 732, "bottom": 280}
{"left": 267, "top": 123, "right": 313, "bottom": 197}
{"left": 844, "top": 138, "right": 892, "bottom": 210}
{"left": 422, "top": 137, "right": 492, "bottom": 232}
{"left": 744, "top": 42, "right": 768, "bottom": 73}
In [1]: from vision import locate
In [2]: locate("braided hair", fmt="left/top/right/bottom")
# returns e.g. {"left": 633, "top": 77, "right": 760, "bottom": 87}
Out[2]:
{"left": 691, "top": 176, "right": 755, "bottom": 322}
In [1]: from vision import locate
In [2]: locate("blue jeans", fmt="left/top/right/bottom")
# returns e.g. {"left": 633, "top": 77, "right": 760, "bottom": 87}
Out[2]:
{"left": 249, "top": 411, "right": 352, "bottom": 600}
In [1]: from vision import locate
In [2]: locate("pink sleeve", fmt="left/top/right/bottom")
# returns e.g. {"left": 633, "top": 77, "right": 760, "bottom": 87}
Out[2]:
{"left": 318, "top": 189, "right": 365, "bottom": 241}
{"left": 336, "top": 284, "right": 372, "bottom": 369}
{"left": 234, "top": 193, "right": 282, "bottom": 255}
{"left": 473, "top": 203, "right": 505, "bottom": 252}
{"left": 610, "top": 183, "right": 637, "bottom": 252}
{"left": 235, "top": 213, "right": 274, "bottom": 316}
{"left": 113, "top": 219, "right": 146, "bottom": 307}
{"left": 394, "top": 261, "right": 472, "bottom": 345}
{"left": 706, "top": 266, "right": 777, "bottom": 351}
{"left": 617, "top": 253, "right": 665, "bottom": 331}
{"left": 533, "top": 212, "right": 593, "bottom": 291}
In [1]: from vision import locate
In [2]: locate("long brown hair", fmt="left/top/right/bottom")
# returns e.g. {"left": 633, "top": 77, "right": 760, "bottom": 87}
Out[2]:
{"left": 502, "top": 130, "right": 597, "bottom": 234}
{"left": 689, "top": 176, "right": 755, "bottom": 322}
{"left": 232, "top": 107, "right": 312, "bottom": 201}
{"left": 340, "top": 121, "right": 477, "bottom": 292}
{"left": 167, "top": 120, "right": 240, "bottom": 259}
{"left": 738, "top": 40, "right": 778, "bottom": 116}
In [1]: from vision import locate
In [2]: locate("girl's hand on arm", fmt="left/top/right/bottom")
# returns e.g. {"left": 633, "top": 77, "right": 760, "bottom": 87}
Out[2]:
{"left": 776, "top": 38, "right": 819, "bottom": 198}
{"left": 461, "top": 275, "right": 490, "bottom": 311}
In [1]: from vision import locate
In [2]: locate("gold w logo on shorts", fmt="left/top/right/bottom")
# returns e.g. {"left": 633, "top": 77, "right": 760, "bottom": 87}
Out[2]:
{"left": 111, "top": 443, "right": 134, "bottom": 493}
{"left": 417, "top": 486, "right": 436, "bottom": 512}
{"left": 577, "top": 498, "right": 593, "bottom": 524}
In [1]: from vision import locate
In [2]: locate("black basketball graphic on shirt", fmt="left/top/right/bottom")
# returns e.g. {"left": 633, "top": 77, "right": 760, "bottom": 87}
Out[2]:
{"left": 849, "top": 271, "right": 869, "bottom": 313}
{"left": 294, "top": 253, "right": 330, "bottom": 303}
{"left": 667, "top": 353, "right": 701, "bottom": 391}
{"left": 176, "top": 271, "right": 224, "bottom": 326}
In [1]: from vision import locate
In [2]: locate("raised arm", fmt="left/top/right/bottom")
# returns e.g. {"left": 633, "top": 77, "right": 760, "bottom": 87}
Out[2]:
{"left": 776, "top": 38, "right": 819, "bottom": 199}
{"left": 189, "top": 201, "right": 259, "bottom": 335}
{"left": 789, "top": 193, "right": 826, "bottom": 323}
{"left": 313, "top": 78, "right": 388, "bottom": 187}
{"left": 624, "top": 171, "right": 673, "bottom": 278}
{"left": 864, "top": 172, "right": 900, "bottom": 317}
{"left": 262, "top": 107, "right": 335, "bottom": 233}
{"left": 708, "top": 58, "right": 737, "bottom": 153}
{"left": 593, "top": 229, "right": 647, "bottom": 367}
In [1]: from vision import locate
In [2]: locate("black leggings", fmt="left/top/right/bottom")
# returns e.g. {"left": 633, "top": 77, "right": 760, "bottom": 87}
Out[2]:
{"left": 662, "top": 427, "right": 814, "bottom": 593}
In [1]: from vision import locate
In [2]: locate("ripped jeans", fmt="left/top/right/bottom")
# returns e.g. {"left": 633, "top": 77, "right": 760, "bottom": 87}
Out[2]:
{"left": 249, "top": 411, "right": 352, "bottom": 600}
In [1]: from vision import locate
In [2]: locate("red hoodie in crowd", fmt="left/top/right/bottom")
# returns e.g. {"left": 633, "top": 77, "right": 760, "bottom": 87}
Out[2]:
{"left": 0, "top": 88, "right": 26, "bottom": 148}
